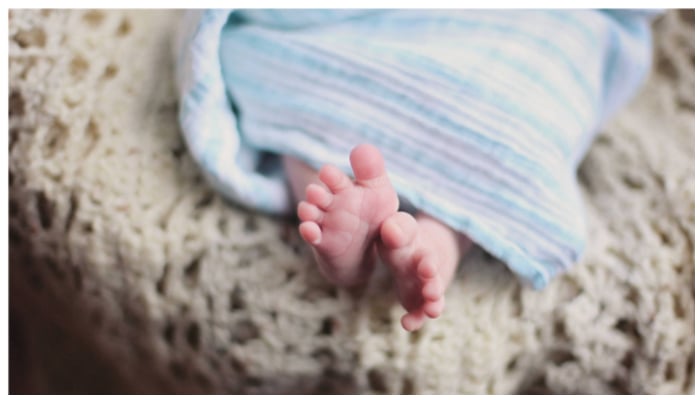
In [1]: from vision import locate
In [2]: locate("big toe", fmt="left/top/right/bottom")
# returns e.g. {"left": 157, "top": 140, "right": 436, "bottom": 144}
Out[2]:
{"left": 349, "top": 143, "right": 388, "bottom": 184}
{"left": 380, "top": 212, "right": 418, "bottom": 250}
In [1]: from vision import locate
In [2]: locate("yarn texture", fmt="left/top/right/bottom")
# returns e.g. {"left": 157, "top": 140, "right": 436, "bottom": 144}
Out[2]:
{"left": 9, "top": 9, "right": 694, "bottom": 394}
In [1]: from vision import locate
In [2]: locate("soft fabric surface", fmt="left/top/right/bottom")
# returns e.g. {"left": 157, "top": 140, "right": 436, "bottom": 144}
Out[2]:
{"left": 8, "top": 9, "right": 694, "bottom": 394}
{"left": 176, "top": 9, "right": 657, "bottom": 289}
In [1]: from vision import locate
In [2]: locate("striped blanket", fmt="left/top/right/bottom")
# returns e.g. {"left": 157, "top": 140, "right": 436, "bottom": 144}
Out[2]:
{"left": 174, "top": 9, "right": 657, "bottom": 289}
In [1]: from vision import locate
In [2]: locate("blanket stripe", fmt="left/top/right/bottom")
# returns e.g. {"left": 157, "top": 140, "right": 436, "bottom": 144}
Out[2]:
{"left": 175, "top": 9, "right": 657, "bottom": 289}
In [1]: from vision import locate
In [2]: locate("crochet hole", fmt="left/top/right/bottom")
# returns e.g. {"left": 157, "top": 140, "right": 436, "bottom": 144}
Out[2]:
{"left": 195, "top": 192, "right": 214, "bottom": 209}
{"left": 519, "top": 377, "right": 549, "bottom": 395}
{"left": 625, "top": 287, "right": 640, "bottom": 305}
{"left": 70, "top": 55, "right": 89, "bottom": 80}
{"left": 657, "top": 55, "right": 678, "bottom": 81}
{"left": 621, "top": 351, "right": 634, "bottom": 369}
{"left": 102, "top": 64, "right": 118, "bottom": 80}
{"left": 156, "top": 264, "right": 169, "bottom": 295}
{"left": 169, "top": 361, "right": 187, "bottom": 380}
{"left": 284, "top": 270, "right": 297, "bottom": 283}
{"left": 183, "top": 256, "right": 202, "bottom": 287}
{"left": 553, "top": 319, "right": 567, "bottom": 339}
{"left": 684, "top": 356, "right": 694, "bottom": 391}
{"left": 14, "top": 27, "right": 46, "bottom": 48}
{"left": 9, "top": 90, "right": 24, "bottom": 117}
{"left": 319, "top": 316, "right": 335, "bottom": 335}
{"left": 230, "top": 319, "right": 259, "bottom": 344}
{"left": 82, "top": 10, "right": 105, "bottom": 27}
{"left": 163, "top": 321, "right": 175, "bottom": 345}
{"left": 609, "top": 377, "right": 630, "bottom": 395}
{"left": 171, "top": 144, "right": 186, "bottom": 160}
{"left": 550, "top": 349, "right": 575, "bottom": 366}
{"left": 64, "top": 192, "right": 78, "bottom": 232}
{"left": 9, "top": 129, "right": 19, "bottom": 151}
{"left": 622, "top": 175, "right": 644, "bottom": 190}
{"left": 367, "top": 368, "right": 389, "bottom": 394}
{"left": 86, "top": 118, "right": 100, "bottom": 140}
{"left": 116, "top": 17, "right": 132, "bottom": 36}
{"left": 229, "top": 285, "right": 246, "bottom": 311}
{"left": 46, "top": 120, "right": 68, "bottom": 156}
{"left": 83, "top": 118, "right": 100, "bottom": 157}
{"left": 325, "top": 286, "right": 338, "bottom": 298}
{"left": 230, "top": 357, "right": 247, "bottom": 375}
{"left": 186, "top": 322, "right": 201, "bottom": 350}
{"left": 81, "top": 222, "right": 94, "bottom": 234}
{"left": 672, "top": 293, "right": 686, "bottom": 318}
{"left": 36, "top": 191, "right": 54, "bottom": 230}
{"left": 614, "top": 318, "right": 641, "bottom": 341}
{"left": 206, "top": 294, "right": 214, "bottom": 312}
{"left": 665, "top": 363, "right": 675, "bottom": 381}
{"left": 401, "top": 377, "right": 415, "bottom": 395}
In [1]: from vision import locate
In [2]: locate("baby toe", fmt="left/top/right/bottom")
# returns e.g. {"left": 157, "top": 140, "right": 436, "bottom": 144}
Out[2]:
{"left": 423, "top": 297, "right": 445, "bottom": 319}
{"left": 319, "top": 165, "right": 352, "bottom": 194}
{"left": 421, "top": 277, "right": 443, "bottom": 302}
{"left": 401, "top": 309, "right": 426, "bottom": 332}
{"left": 416, "top": 255, "right": 438, "bottom": 281}
{"left": 380, "top": 212, "right": 417, "bottom": 250}
{"left": 349, "top": 143, "right": 388, "bottom": 184}
{"left": 299, "top": 221, "right": 322, "bottom": 245}
{"left": 297, "top": 201, "right": 324, "bottom": 223}
{"left": 305, "top": 183, "right": 333, "bottom": 209}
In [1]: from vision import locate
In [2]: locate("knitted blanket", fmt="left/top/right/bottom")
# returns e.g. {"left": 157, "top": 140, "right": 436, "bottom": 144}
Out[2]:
{"left": 9, "top": 9, "right": 694, "bottom": 394}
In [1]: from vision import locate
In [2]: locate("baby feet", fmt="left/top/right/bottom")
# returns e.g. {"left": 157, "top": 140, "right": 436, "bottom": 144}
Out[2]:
{"left": 378, "top": 212, "right": 462, "bottom": 331}
{"left": 297, "top": 144, "right": 399, "bottom": 286}
{"left": 293, "top": 143, "right": 466, "bottom": 331}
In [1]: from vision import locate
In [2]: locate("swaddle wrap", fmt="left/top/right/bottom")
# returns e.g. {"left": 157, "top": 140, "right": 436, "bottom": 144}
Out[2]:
{"left": 174, "top": 9, "right": 657, "bottom": 289}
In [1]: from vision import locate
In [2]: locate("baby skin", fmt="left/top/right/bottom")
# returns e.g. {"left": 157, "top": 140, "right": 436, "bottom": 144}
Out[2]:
{"left": 283, "top": 144, "right": 471, "bottom": 331}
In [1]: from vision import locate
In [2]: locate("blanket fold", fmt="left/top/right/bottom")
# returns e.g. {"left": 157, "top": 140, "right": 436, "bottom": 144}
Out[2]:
{"left": 175, "top": 9, "right": 656, "bottom": 289}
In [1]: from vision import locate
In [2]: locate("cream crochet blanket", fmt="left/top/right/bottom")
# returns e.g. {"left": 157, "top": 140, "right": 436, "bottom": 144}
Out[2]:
{"left": 9, "top": 9, "right": 694, "bottom": 394}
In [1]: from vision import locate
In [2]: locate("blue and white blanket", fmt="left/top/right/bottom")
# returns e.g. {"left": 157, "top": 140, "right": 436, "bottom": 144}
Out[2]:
{"left": 174, "top": 9, "right": 658, "bottom": 289}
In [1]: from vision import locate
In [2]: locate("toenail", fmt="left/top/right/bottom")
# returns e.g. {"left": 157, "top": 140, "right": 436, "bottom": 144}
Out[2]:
{"left": 388, "top": 219, "right": 402, "bottom": 234}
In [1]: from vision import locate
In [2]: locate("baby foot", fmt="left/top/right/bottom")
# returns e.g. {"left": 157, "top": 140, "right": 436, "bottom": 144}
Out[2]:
{"left": 378, "top": 212, "right": 459, "bottom": 331}
{"left": 297, "top": 144, "right": 399, "bottom": 286}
